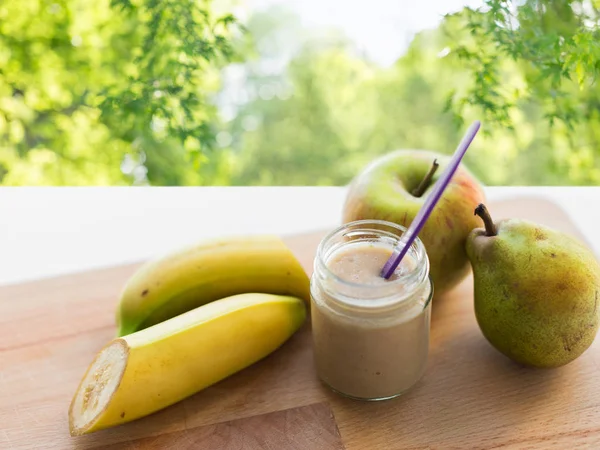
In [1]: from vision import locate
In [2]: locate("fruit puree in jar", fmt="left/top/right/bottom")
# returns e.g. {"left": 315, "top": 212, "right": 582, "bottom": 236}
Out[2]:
{"left": 311, "top": 241, "right": 431, "bottom": 400}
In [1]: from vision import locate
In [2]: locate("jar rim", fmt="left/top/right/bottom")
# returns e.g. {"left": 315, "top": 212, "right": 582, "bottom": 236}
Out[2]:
{"left": 314, "top": 219, "right": 430, "bottom": 309}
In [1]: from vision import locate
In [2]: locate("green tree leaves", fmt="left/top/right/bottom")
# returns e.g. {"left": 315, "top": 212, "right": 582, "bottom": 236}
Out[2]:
{"left": 219, "top": 4, "right": 600, "bottom": 186}
{"left": 2, "top": 1, "right": 599, "bottom": 186}
{"left": 446, "top": 0, "right": 600, "bottom": 130}
{"left": 0, "top": 0, "right": 238, "bottom": 185}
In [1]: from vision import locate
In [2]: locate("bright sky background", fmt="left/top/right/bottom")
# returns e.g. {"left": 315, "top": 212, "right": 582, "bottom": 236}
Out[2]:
{"left": 241, "top": 0, "right": 484, "bottom": 66}
{"left": 217, "top": 0, "right": 485, "bottom": 121}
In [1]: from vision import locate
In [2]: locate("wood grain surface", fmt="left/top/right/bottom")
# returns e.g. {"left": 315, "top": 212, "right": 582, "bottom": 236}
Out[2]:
{"left": 1, "top": 197, "right": 599, "bottom": 449}
{"left": 98, "top": 403, "right": 344, "bottom": 450}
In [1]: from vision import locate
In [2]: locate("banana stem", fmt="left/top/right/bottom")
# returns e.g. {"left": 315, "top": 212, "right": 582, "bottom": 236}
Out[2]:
{"left": 474, "top": 203, "right": 498, "bottom": 236}
{"left": 412, "top": 159, "right": 439, "bottom": 197}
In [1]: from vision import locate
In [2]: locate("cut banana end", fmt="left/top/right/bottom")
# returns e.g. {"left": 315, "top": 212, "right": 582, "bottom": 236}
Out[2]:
{"left": 69, "top": 293, "right": 306, "bottom": 435}
{"left": 69, "top": 340, "right": 128, "bottom": 436}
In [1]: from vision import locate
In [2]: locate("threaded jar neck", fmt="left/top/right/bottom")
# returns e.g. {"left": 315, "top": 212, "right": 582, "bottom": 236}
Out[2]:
{"left": 312, "top": 219, "right": 430, "bottom": 312}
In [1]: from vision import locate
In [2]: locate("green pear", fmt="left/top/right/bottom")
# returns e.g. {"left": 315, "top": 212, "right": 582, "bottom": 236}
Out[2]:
{"left": 467, "top": 204, "right": 600, "bottom": 368}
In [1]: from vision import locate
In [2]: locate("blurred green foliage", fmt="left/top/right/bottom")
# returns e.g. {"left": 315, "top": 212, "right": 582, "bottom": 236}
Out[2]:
{"left": 447, "top": 0, "right": 600, "bottom": 130}
{"left": 1, "top": 0, "right": 599, "bottom": 185}
{"left": 0, "top": 0, "right": 238, "bottom": 185}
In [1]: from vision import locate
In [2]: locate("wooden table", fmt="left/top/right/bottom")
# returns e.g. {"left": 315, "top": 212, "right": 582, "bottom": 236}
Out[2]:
{"left": 2, "top": 197, "right": 599, "bottom": 449}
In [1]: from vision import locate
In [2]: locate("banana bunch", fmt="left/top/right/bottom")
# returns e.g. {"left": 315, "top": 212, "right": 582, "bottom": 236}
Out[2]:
{"left": 69, "top": 236, "right": 309, "bottom": 435}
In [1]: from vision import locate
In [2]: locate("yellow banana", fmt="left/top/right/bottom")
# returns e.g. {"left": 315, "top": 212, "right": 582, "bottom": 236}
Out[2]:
{"left": 69, "top": 293, "right": 306, "bottom": 435}
{"left": 115, "top": 235, "right": 309, "bottom": 336}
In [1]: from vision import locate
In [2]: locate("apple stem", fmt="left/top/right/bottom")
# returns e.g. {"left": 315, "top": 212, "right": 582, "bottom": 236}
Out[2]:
{"left": 474, "top": 203, "right": 498, "bottom": 236}
{"left": 412, "top": 159, "right": 439, "bottom": 197}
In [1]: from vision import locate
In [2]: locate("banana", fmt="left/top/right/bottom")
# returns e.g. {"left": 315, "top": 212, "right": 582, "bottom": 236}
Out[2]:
{"left": 69, "top": 293, "right": 306, "bottom": 435}
{"left": 115, "top": 235, "right": 310, "bottom": 336}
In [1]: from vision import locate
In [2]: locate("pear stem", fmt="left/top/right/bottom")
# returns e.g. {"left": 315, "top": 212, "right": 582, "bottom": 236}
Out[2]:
{"left": 474, "top": 203, "right": 497, "bottom": 236}
{"left": 412, "top": 159, "right": 439, "bottom": 197}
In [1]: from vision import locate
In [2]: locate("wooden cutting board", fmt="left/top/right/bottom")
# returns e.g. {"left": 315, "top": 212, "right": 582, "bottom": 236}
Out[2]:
{"left": 2, "top": 197, "right": 599, "bottom": 450}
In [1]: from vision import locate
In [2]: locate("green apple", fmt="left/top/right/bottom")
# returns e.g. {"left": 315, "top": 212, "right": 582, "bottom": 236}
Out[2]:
{"left": 342, "top": 149, "right": 486, "bottom": 296}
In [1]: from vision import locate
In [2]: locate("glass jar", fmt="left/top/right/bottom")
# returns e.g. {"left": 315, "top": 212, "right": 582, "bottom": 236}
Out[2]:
{"left": 310, "top": 219, "right": 433, "bottom": 401}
